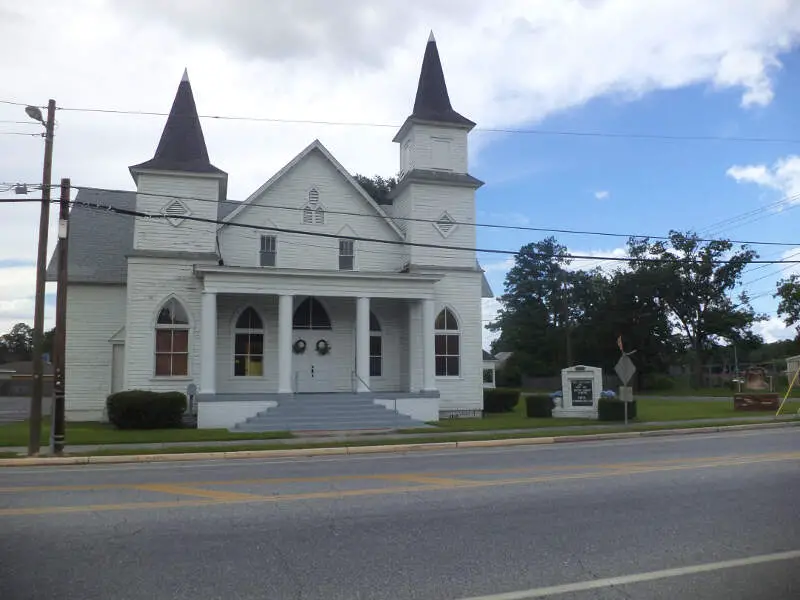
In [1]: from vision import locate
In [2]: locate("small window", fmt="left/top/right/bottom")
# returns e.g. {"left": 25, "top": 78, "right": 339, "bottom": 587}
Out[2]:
{"left": 260, "top": 235, "right": 276, "bottom": 267}
{"left": 431, "top": 137, "right": 452, "bottom": 171}
{"left": 339, "top": 239, "right": 354, "bottom": 270}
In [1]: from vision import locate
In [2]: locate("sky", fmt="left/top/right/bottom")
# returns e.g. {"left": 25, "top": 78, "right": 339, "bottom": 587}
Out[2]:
{"left": 2, "top": 0, "right": 800, "bottom": 351}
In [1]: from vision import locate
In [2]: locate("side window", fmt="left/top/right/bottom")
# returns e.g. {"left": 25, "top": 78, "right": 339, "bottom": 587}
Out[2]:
{"left": 339, "top": 239, "right": 355, "bottom": 271}
{"left": 260, "top": 235, "right": 276, "bottom": 267}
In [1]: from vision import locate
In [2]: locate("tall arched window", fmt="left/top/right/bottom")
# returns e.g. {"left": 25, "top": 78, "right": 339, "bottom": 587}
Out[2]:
{"left": 293, "top": 297, "right": 332, "bottom": 330}
{"left": 234, "top": 307, "right": 264, "bottom": 377}
{"left": 434, "top": 307, "right": 460, "bottom": 377}
{"left": 370, "top": 312, "right": 382, "bottom": 377}
{"left": 155, "top": 298, "right": 189, "bottom": 376}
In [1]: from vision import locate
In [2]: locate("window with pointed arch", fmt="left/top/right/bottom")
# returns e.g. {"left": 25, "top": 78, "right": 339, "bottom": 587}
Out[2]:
{"left": 369, "top": 312, "right": 382, "bottom": 377}
{"left": 154, "top": 298, "right": 189, "bottom": 377}
{"left": 234, "top": 307, "right": 264, "bottom": 377}
{"left": 292, "top": 297, "right": 332, "bottom": 330}
{"left": 434, "top": 307, "right": 460, "bottom": 377}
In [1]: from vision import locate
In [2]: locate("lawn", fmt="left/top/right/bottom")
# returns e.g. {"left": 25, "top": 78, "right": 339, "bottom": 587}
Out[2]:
{"left": 405, "top": 397, "right": 800, "bottom": 434}
{"left": 0, "top": 418, "right": 292, "bottom": 448}
{"left": 636, "top": 387, "right": 800, "bottom": 398}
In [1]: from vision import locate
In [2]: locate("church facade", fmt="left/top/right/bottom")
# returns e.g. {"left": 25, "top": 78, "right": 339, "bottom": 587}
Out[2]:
{"left": 49, "top": 34, "right": 493, "bottom": 430}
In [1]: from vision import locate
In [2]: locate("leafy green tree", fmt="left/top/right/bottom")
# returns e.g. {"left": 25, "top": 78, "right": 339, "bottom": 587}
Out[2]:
{"left": 775, "top": 274, "right": 800, "bottom": 340}
{"left": 627, "top": 231, "right": 763, "bottom": 387}
{"left": 0, "top": 322, "right": 34, "bottom": 361}
{"left": 353, "top": 174, "right": 397, "bottom": 204}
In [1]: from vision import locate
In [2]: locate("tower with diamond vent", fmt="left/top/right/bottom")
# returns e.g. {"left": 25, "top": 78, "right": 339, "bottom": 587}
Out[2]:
{"left": 129, "top": 69, "right": 227, "bottom": 254}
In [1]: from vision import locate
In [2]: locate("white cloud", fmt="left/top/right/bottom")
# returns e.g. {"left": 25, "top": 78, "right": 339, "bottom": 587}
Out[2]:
{"left": 482, "top": 257, "right": 516, "bottom": 274}
{"left": 753, "top": 315, "right": 795, "bottom": 343}
{"left": 727, "top": 155, "right": 800, "bottom": 203}
{"left": 566, "top": 247, "right": 630, "bottom": 274}
{"left": 594, "top": 190, "right": 610, "bottom": 200}
{"left": 482, "top": 297, "right": 502, "bottom": 350}
{"left": 1, "top": 0, "right": 799, "bottom": 324}
{"left": 0, "top": 267, "right": 54, "bottom": 334}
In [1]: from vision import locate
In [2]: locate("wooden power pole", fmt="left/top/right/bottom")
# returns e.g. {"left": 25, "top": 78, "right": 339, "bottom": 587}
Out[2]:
{"left": 51, "top": 178, "right": 70, "bottom": 455}
{"left": 28, "top": 99, "right": 56, "bottom": 456}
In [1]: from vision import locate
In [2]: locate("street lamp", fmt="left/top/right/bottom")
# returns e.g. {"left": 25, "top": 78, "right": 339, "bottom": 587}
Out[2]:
{"left": 25, "top": 105, "right": 44, "bottom": 124}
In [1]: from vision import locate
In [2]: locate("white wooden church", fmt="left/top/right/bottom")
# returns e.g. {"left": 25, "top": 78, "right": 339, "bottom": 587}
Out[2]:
{"left": 48, "top": 33, "right": 494, "bottom": 430}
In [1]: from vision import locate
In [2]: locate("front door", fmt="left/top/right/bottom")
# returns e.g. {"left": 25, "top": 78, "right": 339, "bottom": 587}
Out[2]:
{"left": 293, "top": 335, "right": 334, "bottom": 393}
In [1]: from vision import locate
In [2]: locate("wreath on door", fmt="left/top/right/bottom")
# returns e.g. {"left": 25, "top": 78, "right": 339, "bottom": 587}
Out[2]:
{"left": 315, "top": 339, "right": 331, "bottom": 355}
{"left": 292, "top": 339, "right": 307, "bottom": 354}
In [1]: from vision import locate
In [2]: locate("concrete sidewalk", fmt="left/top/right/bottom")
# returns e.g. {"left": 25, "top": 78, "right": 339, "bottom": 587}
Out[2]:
{"left": 2, "top": 414, "right": 797, "bottom": 456}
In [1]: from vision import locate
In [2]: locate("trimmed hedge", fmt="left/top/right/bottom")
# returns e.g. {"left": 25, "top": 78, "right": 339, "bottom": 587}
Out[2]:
{"left": 107, "top": 390, "right": 187, "bottom": 429}
{"left": 483, "top": 388, "right": 520, "bottom": 413}
{"left": 524, "top": 394, "right": 555, "bottom": 418}
{"left": 598, "top": 399, "right": 637, "bottom": 422}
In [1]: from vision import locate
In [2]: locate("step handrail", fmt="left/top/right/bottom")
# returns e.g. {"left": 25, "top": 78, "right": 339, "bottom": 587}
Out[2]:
{"left": 351, "top": 370, "right": 372, "bottom": 393}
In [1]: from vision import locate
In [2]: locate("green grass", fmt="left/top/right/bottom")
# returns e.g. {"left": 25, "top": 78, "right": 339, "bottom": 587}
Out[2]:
{"left": 636, "top": 387, "right": 800, "bottom": 398}
{"left": 0, "top": 418, "right": 292, "bottom": 448}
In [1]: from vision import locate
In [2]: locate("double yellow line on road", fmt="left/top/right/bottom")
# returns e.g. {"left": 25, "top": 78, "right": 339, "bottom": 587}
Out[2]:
{"left": 1, "top": 451, "right": 797, "bottom": 517}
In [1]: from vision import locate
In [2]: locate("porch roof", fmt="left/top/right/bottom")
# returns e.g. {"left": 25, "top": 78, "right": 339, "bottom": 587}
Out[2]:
{"left": 194, "top": 265, "right": 442, "bottom": 299}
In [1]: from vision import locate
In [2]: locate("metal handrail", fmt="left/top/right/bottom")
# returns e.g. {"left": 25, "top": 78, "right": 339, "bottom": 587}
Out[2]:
{"left": 352, "top": 370, "right": 372, "bottom": 393}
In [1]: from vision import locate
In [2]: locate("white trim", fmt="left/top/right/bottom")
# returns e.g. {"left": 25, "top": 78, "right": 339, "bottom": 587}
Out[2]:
{"left": 219, "top": 139, "right": 405, "bottom": 239}
{"left": 434, "top": 305, "right": 461, "bottom": 378}
{"left": 153, "top": 294, "right": 192, "bottom": 379}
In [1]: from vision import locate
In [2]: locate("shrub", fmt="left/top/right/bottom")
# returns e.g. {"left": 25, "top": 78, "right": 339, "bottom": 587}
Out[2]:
{"left": 106, "top": 390, "right": 187, "bottom": 429}
{"left": 598, "top": 398, "right": 637, "bottom": 421}
{"left": 524, "top": 394, "right": 555, "bottom": 418}
{"left": 483, "top": 388, "right": 520, "bottom": 413}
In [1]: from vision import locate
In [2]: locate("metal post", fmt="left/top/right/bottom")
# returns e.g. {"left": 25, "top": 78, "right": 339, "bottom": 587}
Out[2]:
{"left": 28, "top": 99, "right": 56, "bottom": 456}
{"left": 51, "top": 178, "right": 70, "bottom": 455}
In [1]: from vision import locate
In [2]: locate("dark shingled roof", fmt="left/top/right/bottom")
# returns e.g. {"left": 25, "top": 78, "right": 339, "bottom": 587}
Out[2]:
{"left": 46, "top": 188, "right": 237, "bottom": 284}
{"left": 129, "top": 70, "right": 226, "bottom": 177}
{"left": 483, "top": 350, "right": 496, "bottom": 361}
{"left": 410, "top": 33, "right": 474, "bottom": 128}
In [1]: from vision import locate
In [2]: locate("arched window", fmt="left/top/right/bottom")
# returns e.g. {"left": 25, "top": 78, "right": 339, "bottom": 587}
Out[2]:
{"left": 434, "top": 307, "right": 460, "bottom": 377}
{"left": 234, "top": 307, "right": 264, "bottom": 377}
{"left": 155, "top": 298, "right": 189, "bottom": 376}
{"left": 293, "top": 297, "right": 332, "bottom": 330}
{"left": 369, "top": 312, "right": 382, "bottom": 377}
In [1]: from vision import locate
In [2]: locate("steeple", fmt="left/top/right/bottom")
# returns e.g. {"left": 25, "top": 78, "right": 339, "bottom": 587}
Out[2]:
{"left": 393, "top": 33, "right": 474, "bottom": 143}
{"left": 130, "top": 69, "right": 225, "bottom": 177}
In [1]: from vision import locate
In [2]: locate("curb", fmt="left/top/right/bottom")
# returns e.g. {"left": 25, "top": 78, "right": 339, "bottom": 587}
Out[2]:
{"left": 0, "top": 420, "right": 797, "bottom": 468}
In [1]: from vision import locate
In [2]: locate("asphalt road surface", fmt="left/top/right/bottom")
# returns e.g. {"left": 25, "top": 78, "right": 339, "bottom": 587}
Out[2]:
{"left": 1, "top": 429, "right": 798, "bottom": 599}
{"left": 0, "top": 396, "right": 50, "bottom": 423}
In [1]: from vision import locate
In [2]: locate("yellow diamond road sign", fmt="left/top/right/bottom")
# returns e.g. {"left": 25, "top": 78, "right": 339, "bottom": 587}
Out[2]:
{"left": 615, "top": 355, "right": 636, "bottom": 386}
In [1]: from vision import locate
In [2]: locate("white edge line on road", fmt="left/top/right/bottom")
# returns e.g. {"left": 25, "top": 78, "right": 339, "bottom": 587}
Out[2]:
{"left": 2, "top": 426, "right": 797, "bottom": 476}
{"left": 455, "top": 549, "right": 800, "bottom": 600}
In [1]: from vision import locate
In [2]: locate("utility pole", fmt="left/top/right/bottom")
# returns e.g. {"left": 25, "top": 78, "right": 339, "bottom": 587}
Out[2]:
{"left": 51, "top": 178, "right": 70, "bottom": 455}
{"left": 27, "top": 99, "right": 56, "bottom": 456}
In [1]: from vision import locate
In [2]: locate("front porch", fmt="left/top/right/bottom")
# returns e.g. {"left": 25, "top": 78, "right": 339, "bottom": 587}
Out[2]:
{"left": 193, "top": 266, "right": 448, "bottom": 429}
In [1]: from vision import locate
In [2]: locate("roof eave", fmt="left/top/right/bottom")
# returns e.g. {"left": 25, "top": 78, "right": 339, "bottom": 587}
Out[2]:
{"left": 392, "top": 115, "right": 476, "bottom": 143}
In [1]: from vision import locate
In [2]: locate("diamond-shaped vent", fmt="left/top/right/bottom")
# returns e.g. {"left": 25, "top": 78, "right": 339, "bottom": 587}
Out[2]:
{"left": 434, "top": 212, "right": 457, "bottom": 237}
{"left": 162, "top": 199, "right": 191, "bottom": 227}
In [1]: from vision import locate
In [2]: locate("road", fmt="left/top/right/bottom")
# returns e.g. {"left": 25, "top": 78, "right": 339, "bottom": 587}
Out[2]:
{"left": 0, "top": 396, "right": 50, "bottom": 424}
{"left": 0, "top": 428, "right": 798, "bottom": 599}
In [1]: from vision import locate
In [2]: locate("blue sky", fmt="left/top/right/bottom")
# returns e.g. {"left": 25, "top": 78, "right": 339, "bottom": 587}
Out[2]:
{"left": 475, "top": 48, "right": 800, "bottom": 343}
{"left": 2, "top": 1, "right": 800, "bottom": 346}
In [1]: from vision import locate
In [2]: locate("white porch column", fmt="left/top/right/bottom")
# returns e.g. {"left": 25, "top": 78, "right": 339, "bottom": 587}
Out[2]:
{"left": 200, "top": 291, "right": 216, "bottom": 394}
{"left": 278, "top": 294, "right": 293, "bottom": 394}
{"left": 422, "top": 298, "right": 436, "bottom": 392}
{"left": 356, "top": 296, "right": 370, "bottom": 392}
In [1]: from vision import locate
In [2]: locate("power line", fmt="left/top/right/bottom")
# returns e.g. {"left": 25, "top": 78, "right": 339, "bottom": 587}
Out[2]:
{"left": 63, "top": 195, "right": 800, "bottom": 265}
{"left": 71, "top": 184, "right": 800, "bottom": 249}
{"left": 3, "top": 98, "right": 800, "bottom": 144}
{"left": 0, "top": 131, "right": 43, "bottom": 137}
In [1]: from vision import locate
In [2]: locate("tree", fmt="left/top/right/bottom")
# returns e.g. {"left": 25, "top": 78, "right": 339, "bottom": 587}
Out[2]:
{"left": 0, "top": 322, "right": 34, "bottom": 361}
{"left": 775, "top": 274, "right": 800, "bottom": 340}
{"left": 488, "top": 237, "right": 608, "bottom": 375}
{"left": 627, "top": 231, "right": 763, "bottom": 387}
{"left": 353, "top": 174, "right": 397, "bottom": 204}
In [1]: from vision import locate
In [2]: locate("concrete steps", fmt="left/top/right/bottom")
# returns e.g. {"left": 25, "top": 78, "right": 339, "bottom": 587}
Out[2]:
{"left": 231, "top": 394, "right": 430, "bottom": 432}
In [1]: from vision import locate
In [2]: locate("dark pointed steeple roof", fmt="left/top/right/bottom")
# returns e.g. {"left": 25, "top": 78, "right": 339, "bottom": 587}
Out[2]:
{"left": 130, "top": 69, "right": 226, "bottom": 177}
{"left": 410, "top": 32, "right": 474, "bottom": 127}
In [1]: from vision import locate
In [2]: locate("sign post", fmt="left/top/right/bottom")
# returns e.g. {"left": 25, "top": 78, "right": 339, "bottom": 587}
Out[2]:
{"left": 614, "top": 338, "right": 637, "bottom": 426}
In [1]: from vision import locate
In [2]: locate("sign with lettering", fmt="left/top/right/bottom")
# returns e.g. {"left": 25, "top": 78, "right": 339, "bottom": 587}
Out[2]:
{"left": 571, "top": 379, "right": 594, "bottom": 406}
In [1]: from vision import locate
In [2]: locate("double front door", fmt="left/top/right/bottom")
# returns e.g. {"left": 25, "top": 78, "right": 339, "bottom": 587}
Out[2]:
{"left": 293, "top": 335, "right": 334, "bottom": 393}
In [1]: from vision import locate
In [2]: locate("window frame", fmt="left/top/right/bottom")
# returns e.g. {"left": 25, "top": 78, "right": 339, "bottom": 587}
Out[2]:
{"left": 339, "top": 239, "right": 355, "bottom": 271}
{"left": 233, "top": 307, "right": 265, "bottom": 378}
{"left": 259, "top": 235, "right": 277, "bottom": 267}
{"left": 292, "top": 297, "right": 333, "bottom": 330}
{"left": 434, "top": 307, "right": 460, "bottom": 378}
{"left": 153, "top": 297, "right": 190, "bottom": 378}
